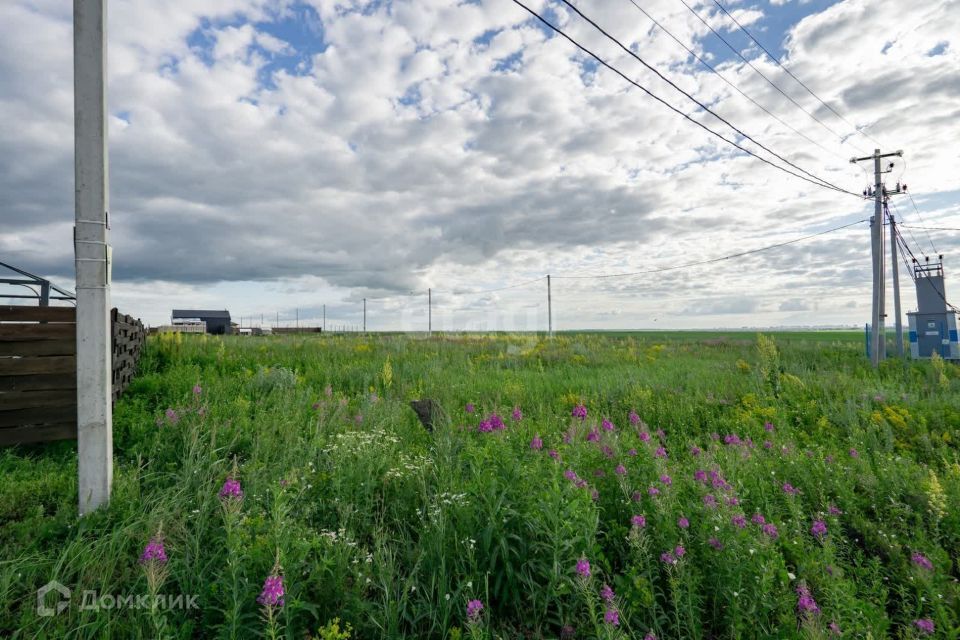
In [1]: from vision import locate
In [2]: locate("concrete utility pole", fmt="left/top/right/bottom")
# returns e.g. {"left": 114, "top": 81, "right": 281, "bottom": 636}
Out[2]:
{"left": 296, "top": 307, "right": 299, "bottom": 329}
{"left": 363, "top": 298, "right": 366, "bottom": 333}
{"left": 852, "top": 149, "right": 902, "bottom": 366}
{"left": 74, "top": 0, "right": 112, "bottom": 515}
{"left": 889, "top": 209, "right": 904, "bottom": 356}
{"left": 547, "top": 275, "right": 553, "bottom": 338}
{"left": 428, "top": 288, "right": 432, "bottom": 336}
{"left": 322, "top": 304, "right": 326, "bottom": 333}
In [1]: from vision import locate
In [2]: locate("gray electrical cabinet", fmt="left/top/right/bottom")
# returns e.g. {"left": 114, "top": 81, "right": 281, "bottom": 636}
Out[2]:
{"left": 906, "top": 259, "right": 959, "bottom": 359}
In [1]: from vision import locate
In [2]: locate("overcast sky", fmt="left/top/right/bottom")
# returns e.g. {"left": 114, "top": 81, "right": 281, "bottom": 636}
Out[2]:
{"left": 1, "top": 0, "right": 958, "bottom": 330}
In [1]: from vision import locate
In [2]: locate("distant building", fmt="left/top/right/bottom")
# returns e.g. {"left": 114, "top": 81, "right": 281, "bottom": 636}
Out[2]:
{"left": 171, "top": 309, "right": 231, "bottom": 335}
{"left": 906, "top": 259, "right": 959, "bottom": 359}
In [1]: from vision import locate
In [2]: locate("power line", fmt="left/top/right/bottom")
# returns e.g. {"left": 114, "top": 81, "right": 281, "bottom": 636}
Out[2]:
{"left": 899, "top": 224, "right": 960, "bottom": 233}
{"left": 557, "top": 0, "right": 857, "bottom": 197}
{"left": 906, "top": 193, "right": 939, "bottom": 253}
{"left": 677, "top": 0, "right": 866, "bottom": 155}
{"left": 552, "top": 217, "right": 868, "bottom": 279}
{"left": 511, "top": 0, "right": 861, "bottom": 197}
{"left": 622, "top": 0, "right": 849, "bottom": 165}
{"left": 708, "top": 0, "right": 885, "bottom": 149}
{"left": 888, "top": 200, "right": 928, "bottom": 259}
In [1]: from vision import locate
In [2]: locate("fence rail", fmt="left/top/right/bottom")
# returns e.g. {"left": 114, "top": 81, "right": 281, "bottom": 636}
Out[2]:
{"left": 0, "top": 305, "right": 145, "bottom": 446}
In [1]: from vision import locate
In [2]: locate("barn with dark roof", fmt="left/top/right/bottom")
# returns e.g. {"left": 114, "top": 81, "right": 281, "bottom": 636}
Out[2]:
{"left": 171, "top": 309, "right": 232, "bottom": 335}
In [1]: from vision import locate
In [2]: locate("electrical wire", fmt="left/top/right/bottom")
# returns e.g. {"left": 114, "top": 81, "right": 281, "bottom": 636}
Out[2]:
{"left": 557, "top": 0, "right": 858, "bottom": 196}
{"left": 888, "top": 200, "right": 928, "bottom": 259}
{"left": 893, "top": 219, "right": 960, "bottom": 313}
{"left": 552, "top": 217, "right": 868, "bottom": 279}
{"left": 708, "top": 0, "right": 885, "bottom": 149}
{"left": 511, "top": 0, "right": 862, "bottom": 197}
{"left": 900, "top": 225, "right": 960, "bottom": 233}
{"left": 437, "top": 275, "right": 547, "bottom": 297}
{"left": 906, "top": 193, "right": 939, "bottom": 253}
{"left": 677, "top": 0, "right": 866, "bottom": 154}
{"left": 622, "top": 0, "right": 849, "bottom": 165}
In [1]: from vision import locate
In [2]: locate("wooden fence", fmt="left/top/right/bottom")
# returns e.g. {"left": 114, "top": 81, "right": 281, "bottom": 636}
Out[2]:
{"left": 0, "top": 305, "right": 146, "bottom": 446}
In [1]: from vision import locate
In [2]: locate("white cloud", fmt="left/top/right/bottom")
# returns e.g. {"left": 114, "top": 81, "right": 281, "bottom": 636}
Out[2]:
{"left": 1, "top": 0, "right": 958, "bottom": 329}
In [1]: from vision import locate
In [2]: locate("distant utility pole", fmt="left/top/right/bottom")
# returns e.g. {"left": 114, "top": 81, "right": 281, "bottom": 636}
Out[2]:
{"left": 889, "top": 208, "right": 904, "bottom": 356}
{"left": 296, "top": 307, "right": 299, "bottom": 329}
{"left": 322, "top": 304, "right": 326, "bottom": 333}
{"left": 275, "top": 311, "right": 279, "bottom": 328}
{"left": 547, "top": 275, "right": 553, "bottom": 338}
{"left": 363, "top": 298, "right": 366, "bottom": 333}
{"left": 428, "top": 288, "right": 432, "bottom": 336}
{"left": 75, "top": 0, "right": 112, "bottom": 515}
{"left": 852, "top": 149, "right": 902, "bottom": 366}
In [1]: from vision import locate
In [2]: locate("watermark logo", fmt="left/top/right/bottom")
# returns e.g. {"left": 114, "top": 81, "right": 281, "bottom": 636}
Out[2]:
{"left": 37, "top": 581, "right": 70, "bottom": 617}
{"left": 35, "top": 581, "right": 198, "bottom": 616}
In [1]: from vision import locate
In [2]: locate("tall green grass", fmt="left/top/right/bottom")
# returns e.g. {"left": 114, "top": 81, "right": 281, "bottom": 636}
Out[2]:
{"left": 0, "top": 331, "right": 957, "bottom": 639}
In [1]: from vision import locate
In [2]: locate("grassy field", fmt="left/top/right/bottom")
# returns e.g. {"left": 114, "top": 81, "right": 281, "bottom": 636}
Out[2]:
{"left": 1, "top": 331, "right": 958, "bottom": 639}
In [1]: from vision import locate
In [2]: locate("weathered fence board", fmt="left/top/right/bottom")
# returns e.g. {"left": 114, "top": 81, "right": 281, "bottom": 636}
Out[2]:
{"left": 0, "top": 305, "right": 145, "bottom": 445}
{"left": 0, "top": 305, "right": 76, "bottom": 322}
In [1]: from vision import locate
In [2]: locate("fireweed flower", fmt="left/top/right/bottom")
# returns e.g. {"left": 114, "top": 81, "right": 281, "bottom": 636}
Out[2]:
{"left": 764, "top": 421, "right": 775, "bottom": 432}
{"left": 594, "top": 469, "right": 606, "bottom": 478}
{"left": 465, "top": 403, "right": 475, "bottom": 414}
{"left": 849, "top": 448, "right": 859, "bottom": 458}
{"left": 674, "top": 545, "right": 686, "bottom": 558}
{"left": 911, "top": 552, "right": 934, "bottom": 571}
{"left": 726, "top": 497, "right": 740, "bottom": 506}
{"left": 466, "top": 599, "right": 483, "bottom": 622}
{"left": 164, "top": 408, "right": 179, "bottom": 425}
{"left": 782, "top": 482, "right": 799, "bottom": 496}
{"left": 703, "top": 494, "right": 718, "bottom": 509}
{"left": 140, "top": 537, "right": 168, "bottom": 565}
{"left": 219, "top": 477, "right": 243, "bottom": 500}
{"left": 828, "top": 622, "right": 841, "bottom": 636}
{"left": 601, "top": 445, "right": 615, "bottom": 458}
{"left": 828, "top": 504, "right": 843, "bottom": 516}
{"left": 639, "top": 431, "right": 651, "bottom": 442}
{"left": 629, "top": 410, "right": 640, "bottom": 425}
{"left": 511, "top": 406, "right": 522, "bottom": 422}
{"left": 724, "top": 434, "right": 742, "bottom": 446}
{"left": 656, "top": 428, "right": 666, "bottom": 439}
{"left": 590, "top": 488, "right": 599, "bottom": 501}
{"left": 193, "top": 384, "right": 202, "bottom": 395}
{"left": 564, "top": 469, "right": 578, "bottom": 482}
{"left": 631, "top": 514, "right": 646, "bottom": 528}
{"left": 678, "top": 517, "right": 689, "bottom": 529}
{"left": 586, "top": 429, "right": 600, "bottom": 442}
{"left": 600, "top": 584, "right": 615, "bottom": 602}
{"left": 762, "top": 523, "right": 779, "bottom": 539}
{"left": 796, "top": 584, "right": 819, "bottom": 615}
{"left": 751, "top": 513, "right": 766, "bottom": 525}
{"left": 660, "top": 474, "right": 672, "bottom": 486}
{"left": 690, "top": 445, "right": 702, "bottom": 456}
{"left": 530, "top": 435, "right": 543, "bottom": 451}
{"left": 548, "top": 449, "right": 560, "bottom": 460}
{"left": 604, "top": 608, "right": 619, "bottom": 626}
{"left": 572, "top": 404, "right": 588, "bottom": 420}
{"left": 648, "top": 486, "right": 660, "bottom": 496}
{"left": 763, "top": 440, "right": 773, "bottom": 449}
{"left": 489, "top": 414, "right": 505, "bottom": 431}
{"left": 811, "top": 520, "right": 828, "bottom": 540}
{"left": 660, "top": 551, "right": 677, "bottom": 565}
{"left": 731, "top": 515, "right": 747, "bottom": 529}
{"left": 654, "top": 447, "right": 668, "bottom": 459}
{"left": 631, "top": 491, "right": 642, "bottom": 502}
{"left": 694, "top": 469, "right": 707, "bottom": 483}
{"left": 601, "top": 418, "right": 615, "bottom": 431}
{"left": 257, "top": 574, "right": 285, "bottom": 608}
{"left": 615, "top": 464, "right": 627, "bottom": 476}
{"left": 576, "top": 480, "right": 588, "bottom": 489}
{"left": 576, "top": 558, "right": 591, "bottom": 578}
{"left": 914, "top": 619, "right": 935, "bottom": 635}
{"left": 627, "top": 448, "right": 638, "bottom": 457}
{"left": 644, "top": 634, "right": 657, "bottom": 640}
{"left": 708, "top": 537, "right": 723, "bottom": 550}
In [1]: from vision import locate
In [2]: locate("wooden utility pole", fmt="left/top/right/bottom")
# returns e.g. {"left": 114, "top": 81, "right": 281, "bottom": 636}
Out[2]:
{"left": 74, "top": 0, "right": 112, "bottom": 515}
{"left": 547, "top": 275, "right": 553, "bottom": 338}
{"left": 889, "top": 209, "right": 904, "bottom": 356}
{"left": 852, "top": 149, "right": 902, "bottom": 365}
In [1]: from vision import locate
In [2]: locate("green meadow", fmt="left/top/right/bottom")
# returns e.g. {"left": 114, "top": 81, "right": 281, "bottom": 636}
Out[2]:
{"left": 1, "top": 331, "right": 958, "bottom": 639}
